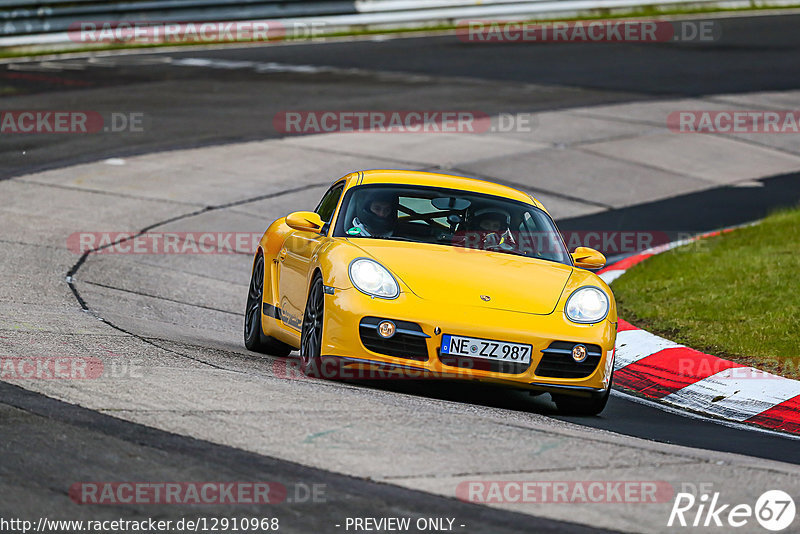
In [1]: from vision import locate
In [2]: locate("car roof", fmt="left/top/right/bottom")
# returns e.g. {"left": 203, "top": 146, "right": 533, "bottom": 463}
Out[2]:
{"left": 341, "top": 170, "right": 546, "bottom": 211}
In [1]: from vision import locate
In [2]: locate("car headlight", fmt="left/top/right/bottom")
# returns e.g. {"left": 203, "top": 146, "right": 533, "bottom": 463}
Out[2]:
{"left": 348, "top": 258, "right": 399, "bottom": 299}
{"left": 565, "top": 286, "right": 609, "bottom": 324}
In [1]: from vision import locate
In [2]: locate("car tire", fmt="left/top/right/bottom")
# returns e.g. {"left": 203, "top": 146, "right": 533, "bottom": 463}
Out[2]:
{"left": 552, "top": 389, "right": 610, "bottom": 416}
{"left": 244, "top": 253, "right": 293, "bottom": 357}
{"left": 552, "top": 372, "right": 612, "bottom": 416}
{"left": 300, "top": 272, "right": 325, "bottom": 378}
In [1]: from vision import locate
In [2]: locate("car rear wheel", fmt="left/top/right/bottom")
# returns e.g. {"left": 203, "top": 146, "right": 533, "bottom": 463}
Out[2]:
{"left": 244, "top": 253, "right": 293, "bottom": 357}
{"left": 300, "top": 273, "right": 325, "bottom": 377}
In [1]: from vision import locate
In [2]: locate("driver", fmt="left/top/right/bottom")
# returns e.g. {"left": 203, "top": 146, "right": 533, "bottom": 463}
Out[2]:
{"left": 473, "top": 209, "right": 508, "bottom": 233}
{"left": 471, "top": 208, "right": 515, "bottom": 251}
{"left": 350, "top": 191, "right": 398, "bottom": 237}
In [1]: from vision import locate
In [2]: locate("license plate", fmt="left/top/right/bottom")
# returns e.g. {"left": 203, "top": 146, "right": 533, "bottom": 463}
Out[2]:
{"left": 441, "top": 334, "right": 532, "bottom": 364}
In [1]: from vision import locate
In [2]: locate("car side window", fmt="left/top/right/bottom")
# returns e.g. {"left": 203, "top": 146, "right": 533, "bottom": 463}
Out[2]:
{"left": 315, "top": 182, "right": 345, "bottom": 223}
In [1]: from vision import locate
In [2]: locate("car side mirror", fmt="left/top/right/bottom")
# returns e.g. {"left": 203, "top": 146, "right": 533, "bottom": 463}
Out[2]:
{"left": 285, "top": 211, "right": 324, "bottom": 233}
{"left": 571, "top": 246, "right": 606, "bottom": 270}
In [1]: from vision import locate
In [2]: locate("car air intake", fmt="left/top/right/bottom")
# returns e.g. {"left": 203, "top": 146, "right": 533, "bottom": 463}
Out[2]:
{"left": 359, "top": 317, "right": 430, "bottom": 361}
{"left": 535, "top": 341, "right": 603, "bottom": 378}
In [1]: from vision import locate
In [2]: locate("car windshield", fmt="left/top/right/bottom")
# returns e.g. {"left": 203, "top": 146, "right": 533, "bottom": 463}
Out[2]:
{"left": 333, "top": 184, "right": 571, "bottom": 265}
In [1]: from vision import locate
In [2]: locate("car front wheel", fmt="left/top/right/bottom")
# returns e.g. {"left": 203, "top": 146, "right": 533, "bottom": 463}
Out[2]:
{"left": 552, "top": 372, "right": 612, "bottom": 416}
{"left": 300, "top": 272, "right": 325, "bottom": 377}
{"left": 552, "top": 389, "right": 610, "bottom": 416}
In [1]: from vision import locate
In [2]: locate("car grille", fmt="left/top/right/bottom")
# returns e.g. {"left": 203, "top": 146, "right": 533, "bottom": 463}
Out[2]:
{"left": 437, "top": 351, "right": 531, "bottom": 375}
{"left": 535, "top": 341, "right": 603, "bottom": 378}
{"left": 359, "top": 317, "right": 430, "bottom": 361}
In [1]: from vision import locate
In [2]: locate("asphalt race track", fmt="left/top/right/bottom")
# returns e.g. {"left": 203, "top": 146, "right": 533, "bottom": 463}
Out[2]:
{"left": 5, "top": 13, "right": 800, "bottom": 180}
{"left": 2, "top": 13, "right": 800, "bottom": 533}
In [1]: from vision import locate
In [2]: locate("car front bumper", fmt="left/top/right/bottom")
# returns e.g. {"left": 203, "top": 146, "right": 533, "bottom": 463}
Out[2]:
{"left": 318, "top": 287, "right": 616, "bottom": 395}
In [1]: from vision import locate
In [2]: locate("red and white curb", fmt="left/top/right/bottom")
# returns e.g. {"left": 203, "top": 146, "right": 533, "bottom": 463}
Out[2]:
{"left": 598, "top": 229, "right": 800, "bottom": 436}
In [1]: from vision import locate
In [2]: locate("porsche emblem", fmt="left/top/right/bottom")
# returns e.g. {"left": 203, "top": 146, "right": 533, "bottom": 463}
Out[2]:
{"left": 480, "top": 295, "right": 491, "bottom": 302}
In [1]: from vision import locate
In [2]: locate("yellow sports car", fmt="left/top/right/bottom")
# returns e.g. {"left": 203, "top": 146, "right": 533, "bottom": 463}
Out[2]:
{"left": 245, "top": 170, "right": 617, "bottom": 414}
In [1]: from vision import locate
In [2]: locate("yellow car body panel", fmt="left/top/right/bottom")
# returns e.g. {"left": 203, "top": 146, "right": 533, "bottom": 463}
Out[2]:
{"left": 253, "top": 170, "right": 616, "bottom": 397}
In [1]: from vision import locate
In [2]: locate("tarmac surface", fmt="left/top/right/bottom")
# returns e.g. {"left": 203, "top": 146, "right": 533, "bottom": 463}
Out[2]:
{"left": 2, "top": 13, "right": 800, "bottom": 533}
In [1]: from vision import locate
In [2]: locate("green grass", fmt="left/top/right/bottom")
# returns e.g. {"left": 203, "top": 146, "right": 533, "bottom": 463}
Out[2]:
{"left": 613, "top": 207, "right": 800, "bottom": 378}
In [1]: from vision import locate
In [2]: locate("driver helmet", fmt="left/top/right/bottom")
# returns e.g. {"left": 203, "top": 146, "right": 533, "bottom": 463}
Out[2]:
{"left": 357, "top": 190, "right": 398, "bottom": 235}
{"left": 472, "top": 208, "right": 511, "bottom": 233}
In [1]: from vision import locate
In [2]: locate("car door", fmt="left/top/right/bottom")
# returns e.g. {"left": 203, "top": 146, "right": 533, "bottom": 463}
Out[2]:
{"left": 277, "top": 182, "right": 345, "bottom": 330}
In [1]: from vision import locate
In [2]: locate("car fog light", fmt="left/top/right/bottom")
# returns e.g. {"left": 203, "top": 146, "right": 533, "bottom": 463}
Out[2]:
{"left": 378, "top": 321, "right": 396, "bottom": 338}
{"left": 572, "top": 344, "right": 588, "bottom": 363}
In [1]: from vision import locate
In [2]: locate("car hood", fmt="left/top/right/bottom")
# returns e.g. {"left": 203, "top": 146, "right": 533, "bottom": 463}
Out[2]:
{"left": 349, "top": 240, "right": 572, "bottom": 315}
